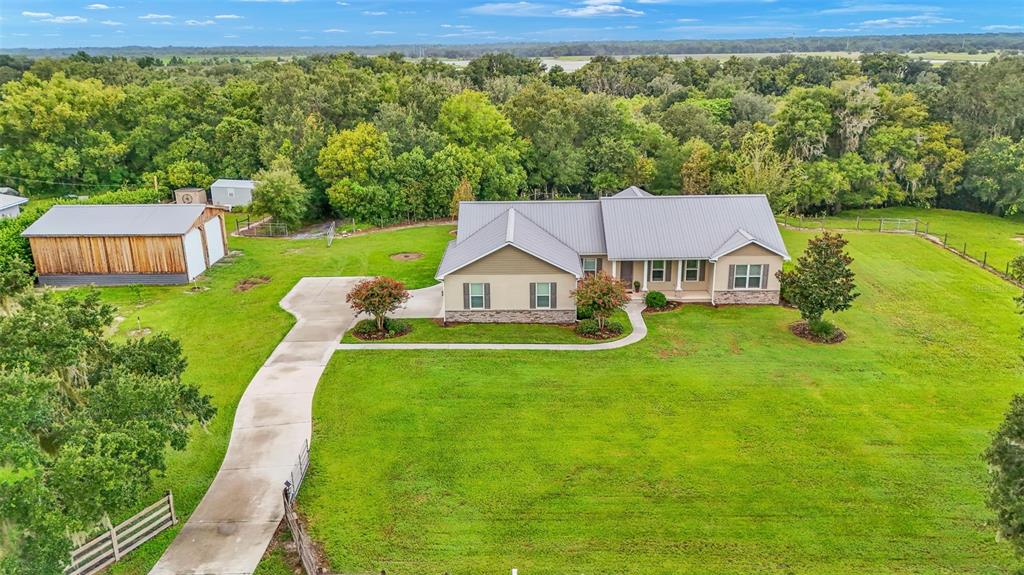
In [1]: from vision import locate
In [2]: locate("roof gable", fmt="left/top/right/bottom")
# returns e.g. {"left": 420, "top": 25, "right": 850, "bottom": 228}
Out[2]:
{"left": 611, "top": 186, "right": 653, "bottom": 198}
{"left": 436, "top": 208, "right": 583, "bottom": 279}
{"left": 0, "top": 193, "right": 28, "bottom": 210}
{"left": 456, "top": 200, "right": 605, "bottom": 255}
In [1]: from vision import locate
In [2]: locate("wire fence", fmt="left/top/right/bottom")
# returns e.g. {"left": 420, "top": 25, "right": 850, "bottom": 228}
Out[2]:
{"left": 281, "top": 440, "right": 322, "bottom": 575}
{"left": 778, "top": 214, "right": 1023, "bottom": 287}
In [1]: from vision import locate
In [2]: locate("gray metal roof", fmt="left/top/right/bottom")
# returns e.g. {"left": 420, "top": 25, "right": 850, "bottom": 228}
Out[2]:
{"left": 456, "top": 200, "right": 606, "bottom": 255}
{"left": 212, "top": 179, "right": 256, "bottom": 189}
{"left": 22, "top": 204, "right": 208, "bottom": 237}
{"left": 0, "top": 193, "right": 28, "bottom": 210}
{"left": 611, "top": 186, "right": 653, "bottom": 198}
{"left": 437, "top": 208, "right": 583, "bottom": 279}
{"left": 600, "top": 195, "right": 789, "bottom": 261}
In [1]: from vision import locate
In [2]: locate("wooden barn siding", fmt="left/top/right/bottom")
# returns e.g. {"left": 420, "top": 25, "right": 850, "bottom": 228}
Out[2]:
{"left": 30, "top": 236, "right": 187, "bottom": 275}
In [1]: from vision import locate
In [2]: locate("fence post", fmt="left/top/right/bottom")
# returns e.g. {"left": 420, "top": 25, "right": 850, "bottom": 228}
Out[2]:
{"left": 983, "top": 252, "right": 988, "bottom": 268}
{"left": 102, "top": 514, "right": 122, "bottom": 561}
{"left": 168, "top": 491, "right": 178, "bottom": 525}
{"left": 963, "top": 242, "right": 967, "bottom": 256}
{"left": 856, "top": 216, "right": 861, "bottom": 230}
{"left": 943, "top": 233, "right": 948, "bottom": 246}
{"left": 914, "top": 220, "right": 919, "bottom": 235}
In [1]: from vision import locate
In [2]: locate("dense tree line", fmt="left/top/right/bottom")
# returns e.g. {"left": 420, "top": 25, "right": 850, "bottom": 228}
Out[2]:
{"left": 5, "top": 33, "right": 1023, "bottom": 59}
{"left": 2, "top": 51, "right": 1024, "bottom": 226}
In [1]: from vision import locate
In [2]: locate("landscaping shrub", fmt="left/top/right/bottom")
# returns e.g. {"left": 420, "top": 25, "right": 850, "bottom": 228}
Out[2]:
{"left": 645, "top": 291, "right": 668, "bottom": 308}
{"left": 575, "top": 318, "right": 600, "bottom": 336}
{"left": 353, "top": 319, "right": 379, "bottom": 336}
{"left": 576, "top": 305, "right": 594, "bottom": 320}
{"left": 808, "top": 318, "right": 837, "bottom": 339}
{"left": 606, "top": 320, "right": 625, "bottom": 335}
{"left": 385, "top": 318, "right": 411, "bottom": 337}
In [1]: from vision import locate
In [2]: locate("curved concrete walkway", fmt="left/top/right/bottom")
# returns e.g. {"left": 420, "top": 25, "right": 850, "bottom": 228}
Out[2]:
{"left": 151, "top": 277, "right": 363, "bottom": 575}
{"left": 336, "top": 300, "right": 648, "bottom": 351}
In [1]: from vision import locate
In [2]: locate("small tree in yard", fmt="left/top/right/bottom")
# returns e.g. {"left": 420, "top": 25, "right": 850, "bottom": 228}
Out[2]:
{"left": 346, "top": 277, "right": 410, "bottom": 332}
{"left": 985, "top": 395, "right": 1024, "bottom": 555}
{"left": 777, "top": 231, "right": 859, "bottom": 336}
{"left": 573, "top": 272, "right": 629, "bottom": 329}
{"left": 449, "top": 178, "right": 474, "bottom": 219}
{"left": 252, "top": 155, "right": 311, "bottom": 229}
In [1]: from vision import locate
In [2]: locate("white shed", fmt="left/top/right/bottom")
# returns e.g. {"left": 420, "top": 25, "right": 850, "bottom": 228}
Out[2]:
{"left": 0, "top": 188, "right": 28, "bottom": 219}
{"left": 210, "top": 179, "right": 256, "bottom": 208}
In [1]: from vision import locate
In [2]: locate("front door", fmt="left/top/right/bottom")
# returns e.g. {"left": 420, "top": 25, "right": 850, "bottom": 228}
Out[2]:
{"left": 619, "top": 260, "right": 633, "bottom": 287}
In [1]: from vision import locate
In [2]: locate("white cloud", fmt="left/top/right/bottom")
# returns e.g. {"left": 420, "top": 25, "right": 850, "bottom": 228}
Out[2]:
{"left": 982, "top": 24, "right": 1023, "bottom": 31}
{"left": 22, "top": 11, "right": 54, "bottom": 17}
{"left": 556, "top": 0, "right": 644, "bottom": 17}
{"left": 215, "top": 14, "right": 244, "bottom": 19}
{"left": 186, "top": 19, "right": 216, "bottom": 26}
{"left": 361, "top": 10, "right": 387, "bottom": 15}
{"left": 818, "top": 2, "right": 939, "bottom": 14}
{"left": 465, "top": 2, "right": 551, "bottom": 16}
{"left": 370, "top": 30, "right": 395, "bottom": 34}
{"left": 139, "top": 13, "right": 173, "bottom": 20}
{"left": 441, "top": 23, "right": 474, "bottom": 28}
{"left": 858, "top": 14, "right": 959, "bottom": 28}
{"left": 86, "top": 3, "right": 110, "bottom": 9}
{"left": 224, "top": 34, "right": 240, "bottom": 38}
{"left": 818, "top": 26, "right": 862, "bottom": 32}
{"left": 39, "top": 15, "right": 89, "bottom": 24}
{"left": 323, "top": 28, "right": 346, "bottom": 32}
{"left": 100, "top": 19, "right": 123, "bottom": 25}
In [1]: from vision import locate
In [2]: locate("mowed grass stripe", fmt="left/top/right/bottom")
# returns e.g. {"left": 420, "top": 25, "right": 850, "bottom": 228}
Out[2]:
{"left": 304, "top": 230, "right": 1019, "bottom": 574}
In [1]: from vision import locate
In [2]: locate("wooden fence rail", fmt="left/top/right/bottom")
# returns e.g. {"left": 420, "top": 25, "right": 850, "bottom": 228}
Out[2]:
{"left": 65, "top": 491, "right": 177, "bottom": 575}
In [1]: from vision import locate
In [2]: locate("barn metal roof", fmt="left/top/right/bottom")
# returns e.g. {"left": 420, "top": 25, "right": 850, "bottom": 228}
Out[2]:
{"left": 212, "top": 179, "right": 256, "bottom": 189}
{"left": 600, "top": 195, "right": 789, "bottom": 261}
{"left": 0, "top": 193, "right": 28, "bottom": 210}
{"left": 456, "top": 200, "right": 606, "bottom": 255}
{"left": 21, "top": 204, "right": 208, "bottom": 237}
{"left": 436, "top": 208, "right": 583, "bottom": 279}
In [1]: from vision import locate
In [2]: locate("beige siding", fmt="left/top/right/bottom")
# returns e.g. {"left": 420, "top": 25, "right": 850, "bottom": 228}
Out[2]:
{"left": 608, "top": 259, "right": 710, "bottom": 292}
{"left": 444, "top": 246, "right": 577, "bottom": 312}
{"left": 711, "top": 244, "right": 783, "bottom": 292}
{"left": 457, "top": 246, "right": 565, "bottom": 275}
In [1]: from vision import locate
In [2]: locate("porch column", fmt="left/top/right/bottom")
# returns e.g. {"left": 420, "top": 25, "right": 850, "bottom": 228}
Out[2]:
{"left": 710, "top": 260, "right": 717, "bottom": 305}
{"left": 642, "top": 260, "right": 648, "bottom": 291}
{"left": 675, "top": 259, "right": 683, "bottom": 291}
{"left": 612, "top": 260, "right": 618, "bottom": 279}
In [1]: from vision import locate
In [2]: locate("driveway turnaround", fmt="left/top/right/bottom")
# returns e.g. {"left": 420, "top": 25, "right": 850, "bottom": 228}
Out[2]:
{"left": 336, "top": 300, "right": 648, "bottom": 351}
{"left": 151, "top": 277, "right": 362, "bottom": 575}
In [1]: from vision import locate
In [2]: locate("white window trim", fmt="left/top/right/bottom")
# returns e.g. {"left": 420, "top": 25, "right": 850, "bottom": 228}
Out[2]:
{"left": 683, "top": 259, "right": 701, "bottom": 282}
{"left": 650, "top": 260, "right": 666, "bottom": 282}
{"left": 733, "top": 264, "right": 764, "bottom": 290}
{"left": 469, "top": 283, "right": 486, "bottom": 309}
{"left": 582, "top": 257, "right": 598, "bottom": 275}
{"left": 534, "top": 282, "right": 553, "bottom": 309}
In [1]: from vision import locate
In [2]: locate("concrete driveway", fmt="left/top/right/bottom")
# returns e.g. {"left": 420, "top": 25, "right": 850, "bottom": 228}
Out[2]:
{"left": 393, "top": 283, "right": 443, "bottom": 319}
{"left": 150, "top": 277, "right": 363, "bottom": 575}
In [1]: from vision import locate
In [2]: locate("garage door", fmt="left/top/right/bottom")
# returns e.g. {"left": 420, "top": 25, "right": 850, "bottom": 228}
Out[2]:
{"left": 204, "top": 216, "right": 226, "bottom": 265}
{"left": 183, "top": 228, "right": 207, "bottom": 280}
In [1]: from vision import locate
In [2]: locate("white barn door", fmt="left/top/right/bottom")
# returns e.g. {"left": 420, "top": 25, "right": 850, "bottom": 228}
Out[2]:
{"left": 203, "top": 216, "right": 226, "bottom": 264}
{"left": 183, "top": 228, "right": 207, "bottom": 280}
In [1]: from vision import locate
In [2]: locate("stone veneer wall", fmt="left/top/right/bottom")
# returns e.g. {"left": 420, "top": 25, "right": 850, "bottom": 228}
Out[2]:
{"left": 715, "top": 290, "right": 780, "bottom": 305}
{"left": 446, "top": 309, "right": 576, "bottom": 324}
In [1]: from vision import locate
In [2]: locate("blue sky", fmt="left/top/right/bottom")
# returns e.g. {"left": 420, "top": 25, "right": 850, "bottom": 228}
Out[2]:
{"left": 0, "top": 0, "right": 1018, "bottom": 49}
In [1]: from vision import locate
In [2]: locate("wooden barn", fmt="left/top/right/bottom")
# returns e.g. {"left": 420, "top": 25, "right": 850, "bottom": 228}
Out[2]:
{"left": 22, "top": 204, "right": 228, "bottom": 286}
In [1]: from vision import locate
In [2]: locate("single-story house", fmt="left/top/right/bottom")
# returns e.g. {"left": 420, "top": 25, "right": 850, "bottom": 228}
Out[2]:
{"left": 22, "top": 204, "right": 228, "bottom": 286}
{"left": 0, "top": 188, "right": 28, "bottom": 218}
{"left": 210, "top": 179, "right": 256, "bottom": 208}
{"left": 435, "top": 188, "right": 790, "bottom": 323}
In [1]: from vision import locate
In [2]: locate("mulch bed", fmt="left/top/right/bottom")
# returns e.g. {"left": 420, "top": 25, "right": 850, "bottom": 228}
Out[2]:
{"left": 351, "top": 325, "right": 413, "bottom": 341}
{"left": 643, "top": 301, "right": 682, "bottom": 314}
{"left": 789, "top": 320, "right": 847, "bottom": 344}
{"left": 577, "top": 328, "right": 624, "bottom": 340}
{"left": 234, "top": 275, "right": 271, "bottom": 292}
{"left": 389, "top": 252, "right": 424, "bottom": 261}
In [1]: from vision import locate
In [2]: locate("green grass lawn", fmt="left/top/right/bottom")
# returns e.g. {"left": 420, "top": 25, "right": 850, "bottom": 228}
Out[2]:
{"left": 99, "top": 225, "right": 453, "bottom": 574}
{"left": 341, "top": 310, "right": 632, "bottom": 344}
{"left": 302, "top": 229, "right": 1022, "bottom": 574}
{"left": 781, "top": 207, "right": 1024, "bottom": 273}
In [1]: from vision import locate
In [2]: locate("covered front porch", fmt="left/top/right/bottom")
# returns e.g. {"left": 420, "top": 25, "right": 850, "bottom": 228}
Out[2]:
{"left": 607, "top": 258, "right": 714, "bottom": 303}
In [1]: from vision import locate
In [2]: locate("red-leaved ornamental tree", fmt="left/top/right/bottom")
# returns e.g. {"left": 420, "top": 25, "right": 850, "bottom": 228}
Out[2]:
{"left": 346, "top": 277, "right": 411, "bottom": 331}
{"left": 572, "top": 272, "right": 630, "bottom": 329}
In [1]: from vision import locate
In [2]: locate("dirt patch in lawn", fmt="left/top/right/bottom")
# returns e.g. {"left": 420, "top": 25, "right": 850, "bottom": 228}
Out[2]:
{"left": 234, "top": 275, "right": 271, "bottom": 292}
{"left": 390, "top": 252, "right": 424, "bottom": 261}
{"left": 128, "top": 327, "right": 152, "bottom": 338}
{"left": 789, "top": 320, "right": 847, "bottom": 344}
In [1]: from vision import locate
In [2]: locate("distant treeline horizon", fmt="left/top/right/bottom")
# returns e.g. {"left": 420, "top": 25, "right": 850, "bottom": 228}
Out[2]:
{"left": 3, "top": 32, "right": 1024, "bottom": 59}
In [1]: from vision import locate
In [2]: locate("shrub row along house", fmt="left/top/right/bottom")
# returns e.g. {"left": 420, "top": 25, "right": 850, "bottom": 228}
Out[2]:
{"left": 435, "top": 187, "right": 790, "bottom": 323}
{"left": 22, "top": 204, "right": 228, "bottom": 286}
